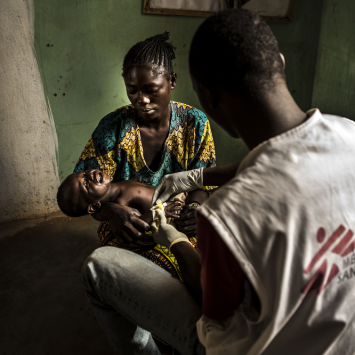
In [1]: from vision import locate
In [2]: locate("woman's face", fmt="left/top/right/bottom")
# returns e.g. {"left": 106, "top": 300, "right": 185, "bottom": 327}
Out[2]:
{"left": 123, "top": 66, "right": 177, "bottom": 122}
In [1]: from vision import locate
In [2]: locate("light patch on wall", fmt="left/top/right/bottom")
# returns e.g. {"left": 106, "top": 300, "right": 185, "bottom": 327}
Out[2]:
{"left": 0, "top": 0, "right": 60, "bottom": 223}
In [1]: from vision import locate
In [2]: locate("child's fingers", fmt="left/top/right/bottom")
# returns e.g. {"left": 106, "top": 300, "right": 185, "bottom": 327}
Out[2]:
{"left": 166, "top": 204, "right": 182, "bottom": 212}
{"left": 165, "top": 212, "right": 181, "bottom": 219}
{"left": 167, "top": 201, "right": 182, "bottom": 208}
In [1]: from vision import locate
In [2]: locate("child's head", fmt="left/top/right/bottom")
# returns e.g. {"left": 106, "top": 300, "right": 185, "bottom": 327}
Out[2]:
{"left": 57, "top": 169, "right": 111, "bottom": 217}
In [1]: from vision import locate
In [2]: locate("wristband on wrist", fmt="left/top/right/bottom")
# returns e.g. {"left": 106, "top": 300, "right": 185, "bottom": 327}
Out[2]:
{"left": 188, "top": 202, "right": 201, "bottom": 208}
{"left": 169, "top": 238, "right": 191, "bottom": 252}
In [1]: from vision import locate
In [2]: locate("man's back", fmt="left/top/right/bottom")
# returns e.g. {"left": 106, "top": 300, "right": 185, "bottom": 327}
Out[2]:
{"left": 198, "top": 109, "right": 355, "bottom": 354}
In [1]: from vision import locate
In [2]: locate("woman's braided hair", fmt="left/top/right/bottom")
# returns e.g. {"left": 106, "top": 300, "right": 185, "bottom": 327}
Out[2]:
{"left": 122, "top": 32, "right": 176, "bottom": 79}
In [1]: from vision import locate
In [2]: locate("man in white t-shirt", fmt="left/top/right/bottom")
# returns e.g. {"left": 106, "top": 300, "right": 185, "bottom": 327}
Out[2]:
{"left": 151, "top": 8, "right": 355, "bottom": 355}
{"left": 82, "top": 9, "right": 355, "bottom": 355}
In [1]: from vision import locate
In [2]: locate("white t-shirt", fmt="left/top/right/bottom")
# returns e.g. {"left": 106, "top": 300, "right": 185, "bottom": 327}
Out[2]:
{"left": 197, "top": 109, "right": 355, "bottom": 355}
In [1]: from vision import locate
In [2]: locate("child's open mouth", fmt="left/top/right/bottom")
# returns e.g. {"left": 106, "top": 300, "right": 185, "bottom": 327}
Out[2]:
{"left": 94, "top": 171, "right": 103, "bottom": 183}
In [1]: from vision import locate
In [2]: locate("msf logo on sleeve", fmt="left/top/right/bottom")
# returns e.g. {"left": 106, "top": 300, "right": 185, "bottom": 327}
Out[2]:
{"left": 301, "top": 225, "right": 355, "bottom": 295}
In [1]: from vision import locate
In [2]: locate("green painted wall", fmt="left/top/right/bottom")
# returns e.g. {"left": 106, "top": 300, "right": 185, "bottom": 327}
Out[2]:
{"left": 269, "top": 0, "right": 323, "bottom": 112}
{"left": 312, "top": 0, "right": 355, "bottom": 121}
{"left": 35, "top": 0, "right": 204, "bottom": 181}
{"left": 34, "top": 0, "right": 323, "bottom": 180}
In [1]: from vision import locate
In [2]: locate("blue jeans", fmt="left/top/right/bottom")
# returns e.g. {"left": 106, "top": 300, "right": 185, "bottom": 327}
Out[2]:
{"left": 82, "top": 247, "right": 205, "bottom": 355}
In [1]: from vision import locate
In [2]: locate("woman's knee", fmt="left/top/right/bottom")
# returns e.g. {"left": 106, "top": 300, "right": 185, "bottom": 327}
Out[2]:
{"left": 81, "top": 247, "right": 150, "bottom": 289}
{"left": 81, "top": 247, "right": 116, "bottom": 289}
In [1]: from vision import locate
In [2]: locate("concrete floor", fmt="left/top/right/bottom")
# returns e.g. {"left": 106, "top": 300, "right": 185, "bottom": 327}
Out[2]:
{"left": 0, "top": 211, "right": 113, "bottom": 355}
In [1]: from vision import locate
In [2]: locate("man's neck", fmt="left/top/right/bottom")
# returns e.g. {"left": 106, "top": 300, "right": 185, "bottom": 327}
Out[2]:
{"left": 223, "top": 83, "right": 307, "bottom": 150}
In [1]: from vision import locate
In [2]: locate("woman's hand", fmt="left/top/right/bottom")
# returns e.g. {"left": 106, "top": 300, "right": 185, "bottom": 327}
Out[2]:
{"left": 174, "top": 205, "right": 199, "bottom": 236}
{"left": 96, "top": 202, "right": 151, "bottom": 243}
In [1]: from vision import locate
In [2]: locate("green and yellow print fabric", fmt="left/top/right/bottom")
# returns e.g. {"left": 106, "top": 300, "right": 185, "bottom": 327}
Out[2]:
{"left": 74, "top": 101, "right": 217, "bottom": 191}
{"left": 98, "top": 222, "right": 198, "bottom": 281}
{"left": 74, "top": 101, "right": 215, "bottom": 280}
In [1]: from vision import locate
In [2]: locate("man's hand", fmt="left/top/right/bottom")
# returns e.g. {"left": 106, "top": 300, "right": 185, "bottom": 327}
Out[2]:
{"left": 151, "top": 206, "right": 189, "bottom": 249}
{"left": 151, "top": 168, "right": 204, "bottom": 206}
{"left": 151, "top": 205, "right": 202, "bottom": 303}
{"left": 98, "top": 202, "right": 150, "bottom": 243}
{"left": 174, "top": 205, "right": 198, "bottom": 236}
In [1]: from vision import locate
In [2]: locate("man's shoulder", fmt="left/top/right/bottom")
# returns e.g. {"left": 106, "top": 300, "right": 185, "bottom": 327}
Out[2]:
{"left": 203, "top": 109, "right": 355, "bottom": 223}
{"left": 202, "top": 154, "right": 301, "bottom": 226}
{"left": 321, "top": 112, "right": 355, "bottom": 137}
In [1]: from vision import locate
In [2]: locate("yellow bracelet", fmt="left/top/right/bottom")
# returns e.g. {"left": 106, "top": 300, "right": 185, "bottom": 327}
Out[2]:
{"left": 169, "top": 238, "right": 191, "bottom": 252}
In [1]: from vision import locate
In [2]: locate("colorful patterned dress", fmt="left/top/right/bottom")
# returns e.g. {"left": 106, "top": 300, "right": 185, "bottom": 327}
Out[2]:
{"left": 74, "top": 101, "right": 216, "bottom": 280}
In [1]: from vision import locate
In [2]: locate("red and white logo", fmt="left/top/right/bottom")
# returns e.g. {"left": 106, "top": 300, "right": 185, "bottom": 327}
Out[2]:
{"left": 301, "top": 225, "right": 355, "bottom": 295}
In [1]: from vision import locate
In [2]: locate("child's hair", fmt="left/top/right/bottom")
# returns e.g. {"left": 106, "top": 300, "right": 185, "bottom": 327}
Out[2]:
{"left": 56, "top": 177, "right": 88, "bottom": 217}
{"left": 122, "top": 32, "right": 176, "bottom": 79}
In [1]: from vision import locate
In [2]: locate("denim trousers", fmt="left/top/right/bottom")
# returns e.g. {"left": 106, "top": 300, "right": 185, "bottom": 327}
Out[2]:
{"left": 82, "top": 247, "right": 206, "bottom": 355}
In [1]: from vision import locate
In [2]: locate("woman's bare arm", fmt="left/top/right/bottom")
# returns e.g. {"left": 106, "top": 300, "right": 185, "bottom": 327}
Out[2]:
{"left": 92, "top": 202, "right": 150, "bottom": 243}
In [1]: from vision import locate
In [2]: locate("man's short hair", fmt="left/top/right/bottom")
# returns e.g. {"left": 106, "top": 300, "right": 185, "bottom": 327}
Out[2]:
{"left": 189, "top": 9, "right": 285, "bottom": 96}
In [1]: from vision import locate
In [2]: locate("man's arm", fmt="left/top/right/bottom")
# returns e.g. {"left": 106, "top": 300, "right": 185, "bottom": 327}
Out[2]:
{"left": 170, "top": 242, "right": 202, "bottom": 304}
{"left": 155, "top": 212, "right": 246, "bottom": 314}
{"left": 198, "top": 216, "right": 245, "bottom": 320}
{"left": 152, "top": 163, "right": 240, "bottom": 205}
{"left": 151, "top": 207, "right": 202, "bottom": 304}
{"left": 202, "top": 163, "right": 240, "bottom": 187}
{"left": 170, "top": 215, "right": 245, "bottom": 315}
{"left": 150, "top": 205, "right": 245, "bottom": 310}
{"left": 185, "top": 189, "right": 209, "bottom": 205}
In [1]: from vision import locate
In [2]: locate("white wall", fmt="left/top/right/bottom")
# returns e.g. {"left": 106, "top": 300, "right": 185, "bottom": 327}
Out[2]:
{"left": 0, "top": 0, "right": 59, "bottom": 223}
